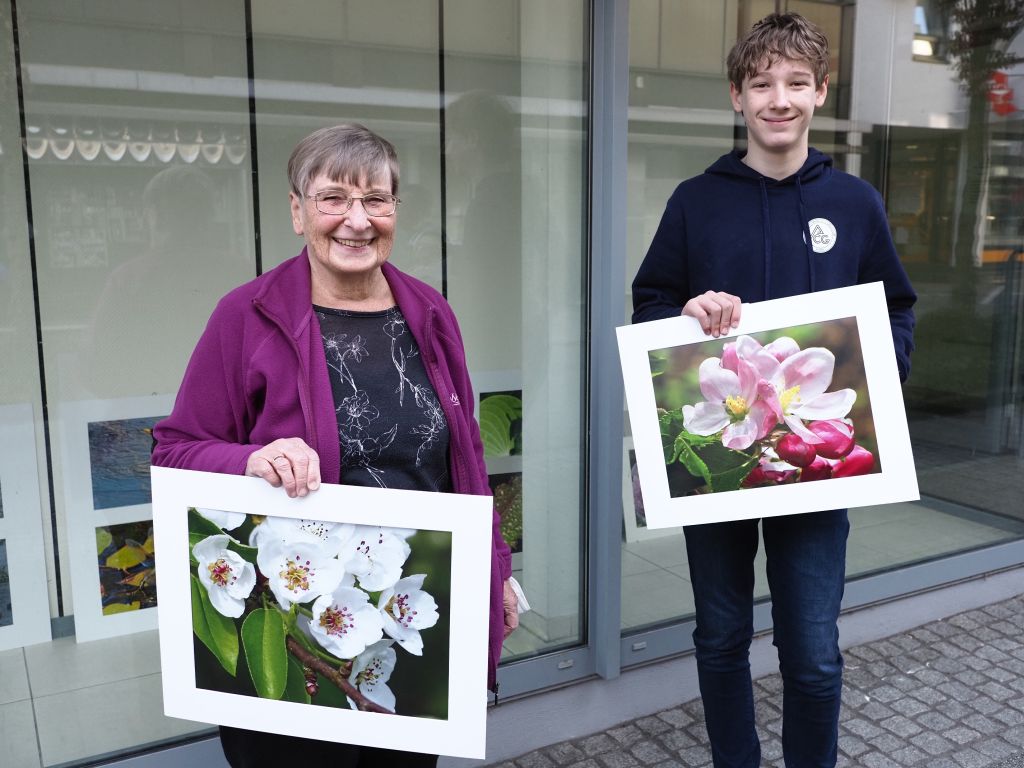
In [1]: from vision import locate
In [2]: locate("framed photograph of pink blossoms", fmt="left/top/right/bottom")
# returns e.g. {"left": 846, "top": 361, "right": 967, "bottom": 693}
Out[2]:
{"left": 617, "top": 282, "right": 918, "bottom": 528}
{"left": 152, "top": 467, "right": 492, "bottom": 758}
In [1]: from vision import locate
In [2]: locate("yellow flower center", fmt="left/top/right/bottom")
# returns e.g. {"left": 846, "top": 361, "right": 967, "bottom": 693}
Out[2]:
{"left": 207, "top": 558, "right": 233, "bottom": 587}
{"left": 280, "top": 557, "right": 312, "bottom": 594}
{"left": 779, "top": 385, "right": 801, "bottom": 412}
{"left": 725, "top": 395, "right": 748, "bottom": 417}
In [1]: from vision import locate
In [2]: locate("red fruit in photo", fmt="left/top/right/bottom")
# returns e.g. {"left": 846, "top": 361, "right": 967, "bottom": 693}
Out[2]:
{"left": 831, "top": 445, "right": 875, "bottom": 478}
{"left": 799, "top": 456, "right": 832, "bottom": 482}
{"left": 807, "top": 419, "right": 856, "bottom": 459}
{"left": 771, "top": 468, "right": 798, "bottom": 484}
{"left": 742, "top": 465, "right": 797, "bottom": 487}
{"left": 742, "top": 466, "right": 770, "bottom": 488}
{"left": 776, "top": 433, "right": 817, "bottom": 467}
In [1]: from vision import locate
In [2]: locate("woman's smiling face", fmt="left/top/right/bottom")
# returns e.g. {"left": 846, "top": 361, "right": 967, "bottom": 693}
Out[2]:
{"left": 290, "top": 172, "right": 396, "bottom": 290}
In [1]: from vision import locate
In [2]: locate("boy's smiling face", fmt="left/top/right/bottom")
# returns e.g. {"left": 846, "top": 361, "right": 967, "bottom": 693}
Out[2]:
{"left": 730, "top": 57, "right": 828, "bottom": 163}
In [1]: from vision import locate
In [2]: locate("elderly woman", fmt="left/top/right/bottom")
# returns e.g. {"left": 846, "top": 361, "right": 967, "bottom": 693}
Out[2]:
{"left": 153, "top": 124, "right": 517, "bottom": 767}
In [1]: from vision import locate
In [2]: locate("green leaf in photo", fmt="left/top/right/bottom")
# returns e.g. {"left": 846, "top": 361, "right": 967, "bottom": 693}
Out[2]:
{"left": 707, "top": 452, "right": 760, "bottom": 493}
{"left": 648, "top": 349, "right": 670, "bottom": 377}
{"left": 188, "top": 533, "right": 206, "bottom": 567}
{"left": 188, "top": 508, "right": 225, "bottom": 538}
{"left": 105, "top": 543, "right": 148, "bottom": 571}
{"left": 242, "top": 608, "right": 288, "bottom": 700}
{"left": 227, "top": 540, "right": 258, "bottom": 566}
{"left": 694, "top": 443, "right": 760, "bottom": 493}
{"left": 103, "top": 601, "right": 140, "bottom": 615}
{"left": 675, "top": 434, "right": 711, "bottom": 484}
{"left": 480, "top": 394, "right": 522, "bottom": 457}
{"left": 96, "top": 527, "right": 113, "bottom": 555}
{"left": 191, "top": 574, "right": 239, "bottom": 676}
{"left": 282, "top": 655, "right": 312, "bottom": 704}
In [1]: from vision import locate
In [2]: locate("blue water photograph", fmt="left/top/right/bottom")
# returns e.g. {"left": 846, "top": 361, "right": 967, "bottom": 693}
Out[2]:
{"left": 88, "top": 416, "right": 165, "bottom": 510}
{"left": 0, "top": 539, "right": 12, "bottom": 627}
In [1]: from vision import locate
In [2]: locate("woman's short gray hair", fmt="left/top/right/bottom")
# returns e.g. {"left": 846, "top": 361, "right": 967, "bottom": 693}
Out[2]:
{"left": 287, "top": 124, "right": 400, "bottom": 197}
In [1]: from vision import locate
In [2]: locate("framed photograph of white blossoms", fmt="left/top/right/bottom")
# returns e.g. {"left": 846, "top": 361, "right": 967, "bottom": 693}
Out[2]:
{"left": 617, "top": 283, "right": 918, "bottom": 528}
{"left": 151, "top": 467, "right": 492, "bottom": 758}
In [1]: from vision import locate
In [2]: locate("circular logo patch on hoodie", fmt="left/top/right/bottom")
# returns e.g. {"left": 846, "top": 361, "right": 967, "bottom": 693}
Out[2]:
{"left": 807, "top": 218, "right": 837, "bottom": 253}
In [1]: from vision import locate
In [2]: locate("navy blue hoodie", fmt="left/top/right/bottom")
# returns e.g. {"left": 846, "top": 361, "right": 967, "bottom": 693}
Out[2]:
{"left": 632, "top": 149, "right": 917, "bottom": 380}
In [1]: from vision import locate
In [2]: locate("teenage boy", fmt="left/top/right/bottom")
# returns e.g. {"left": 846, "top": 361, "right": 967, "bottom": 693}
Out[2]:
{"left": 632, "top": 13, "right": 916, "bottom": 768}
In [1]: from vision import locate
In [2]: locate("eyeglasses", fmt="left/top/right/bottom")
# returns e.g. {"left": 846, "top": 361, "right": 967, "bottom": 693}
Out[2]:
{"left": 306, "top": 190, "right": 400, "bottom": 217}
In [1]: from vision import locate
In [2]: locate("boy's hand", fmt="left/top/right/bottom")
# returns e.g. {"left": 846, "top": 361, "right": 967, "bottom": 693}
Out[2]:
{"left": 682, "top": 291, "right": 743, "bottom": 337}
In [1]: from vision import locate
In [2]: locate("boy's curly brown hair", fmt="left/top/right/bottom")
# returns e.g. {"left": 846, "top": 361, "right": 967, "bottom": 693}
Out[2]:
{"left": 727, "top": 13, "right": 829, "bottom": 90}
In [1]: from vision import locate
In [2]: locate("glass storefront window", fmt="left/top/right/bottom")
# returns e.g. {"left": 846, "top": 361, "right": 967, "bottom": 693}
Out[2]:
{"left": 8, "top": 1, "right": 256, "bottom": 763}
{"left": 622, "top": 0, "right": 1024, "bottom": 637}
{"left": 1, "top": 0, "right": 1022, "bottom": 764}
{"left": 1, "top": 0, "right": 588, "bottom": 764}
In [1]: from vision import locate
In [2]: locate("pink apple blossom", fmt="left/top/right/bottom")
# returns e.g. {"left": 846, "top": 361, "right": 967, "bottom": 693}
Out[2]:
{"left": 759, "top": 347, "right": 857, "bottom": 445}
{"left": 683, "top": 356, "right": 777, "bottom": 450}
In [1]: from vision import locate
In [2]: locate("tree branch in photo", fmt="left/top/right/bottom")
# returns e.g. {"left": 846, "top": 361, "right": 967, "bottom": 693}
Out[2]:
{"left": 285, "top": 636, "right": 393, "bottom": 714}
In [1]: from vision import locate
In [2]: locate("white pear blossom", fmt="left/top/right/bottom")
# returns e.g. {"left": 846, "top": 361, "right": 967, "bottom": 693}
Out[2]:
{"left": 256, "top": 539, "right": 344, "bottom": 609}
{"left": 378, "top": 574, "right": 439, "bottom": 655}
{"left": 347, "top": 639, "right": 397, "bottom": 711}
{"left": 197, "top": 507, "right": 246, "bottom": 531}
{"left": 193, "top": 535, "right": 256, "bottom": 618}
{"left": 310, "top": 586, "right": 384, "bottom": 659}
{"left": 250, "top": 515, "right": 353, "bottom": 557}
{"left": 338, "top": 526, "right": 410, "bottom": 592}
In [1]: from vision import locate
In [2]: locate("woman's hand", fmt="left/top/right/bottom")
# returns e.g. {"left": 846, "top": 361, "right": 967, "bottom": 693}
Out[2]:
{"left": 245, "top": 438, "right": 321, "bottom": 498}
{"left": 502, "top": 579, "right": 519, "bottom": 638}
{"left": 682, "top": 290, "right": 742, "bottom": 337}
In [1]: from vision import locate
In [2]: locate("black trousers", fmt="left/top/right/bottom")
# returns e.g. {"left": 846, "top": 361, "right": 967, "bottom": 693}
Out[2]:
{"left": 219, "top": 726, "right": 439, "bottom": 767}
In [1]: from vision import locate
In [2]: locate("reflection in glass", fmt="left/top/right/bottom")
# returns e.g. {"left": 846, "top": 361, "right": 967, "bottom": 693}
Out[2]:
{"left": 623, "top": 0, "right": 1024, "bottom": 636}
{"left": 13, "top": 1, "right": 257, "bottom": 762}
{"left": 443, "top": 3, "right": 588, "bottom": 661}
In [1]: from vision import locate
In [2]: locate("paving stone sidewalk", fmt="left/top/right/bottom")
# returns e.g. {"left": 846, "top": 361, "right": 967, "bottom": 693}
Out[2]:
{"left": 487, "top": 594, "right": 1024, "bottom": 768}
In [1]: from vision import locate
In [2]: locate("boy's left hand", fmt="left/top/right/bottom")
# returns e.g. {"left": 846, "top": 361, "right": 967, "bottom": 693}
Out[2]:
{"left": 682, "top": 290, "right": 742, "bottom": 337}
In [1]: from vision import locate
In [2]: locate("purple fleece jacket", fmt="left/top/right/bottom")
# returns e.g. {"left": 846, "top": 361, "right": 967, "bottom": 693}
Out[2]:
{"left": 152, "top": 250, "right": 512, "bottom": 689}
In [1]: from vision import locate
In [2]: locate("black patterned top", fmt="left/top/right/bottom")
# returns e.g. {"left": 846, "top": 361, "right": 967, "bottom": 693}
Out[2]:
{"left": 315, "top": 305, "right": 451, "bottom": 492}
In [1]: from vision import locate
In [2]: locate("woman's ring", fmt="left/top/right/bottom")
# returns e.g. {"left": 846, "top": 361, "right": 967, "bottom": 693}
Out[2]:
{"left": 272, "top": 455, "right": 286, "bottom": 462}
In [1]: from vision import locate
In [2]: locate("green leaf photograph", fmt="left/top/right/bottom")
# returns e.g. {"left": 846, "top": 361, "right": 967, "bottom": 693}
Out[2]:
{"left": 480, "top": 390, "right": 523, "bottom": 457}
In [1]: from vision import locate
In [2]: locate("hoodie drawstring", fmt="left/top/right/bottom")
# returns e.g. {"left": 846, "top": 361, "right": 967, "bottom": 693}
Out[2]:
{"left": 796, "top": 175, "right": 817, "bottom": 291}
{"left": 759, "top": 177, "right": 772, "bottom": 298}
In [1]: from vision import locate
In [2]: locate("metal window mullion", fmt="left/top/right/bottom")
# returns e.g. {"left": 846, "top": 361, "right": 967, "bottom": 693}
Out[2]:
{"left": 588, "top": 0, "right": 630, "bottom": 682}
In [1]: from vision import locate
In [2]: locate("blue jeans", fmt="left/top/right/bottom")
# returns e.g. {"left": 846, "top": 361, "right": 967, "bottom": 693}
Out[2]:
{"left": 683, "top": 510, "right": 849, "bottom": 768}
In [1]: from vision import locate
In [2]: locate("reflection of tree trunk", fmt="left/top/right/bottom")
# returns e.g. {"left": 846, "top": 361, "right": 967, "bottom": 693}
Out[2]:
{"left": 952, "top": 85, "right": 989, "bottom": 306}
{"left": 939, "top": 1, "right": 1024, "bottom": 305}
